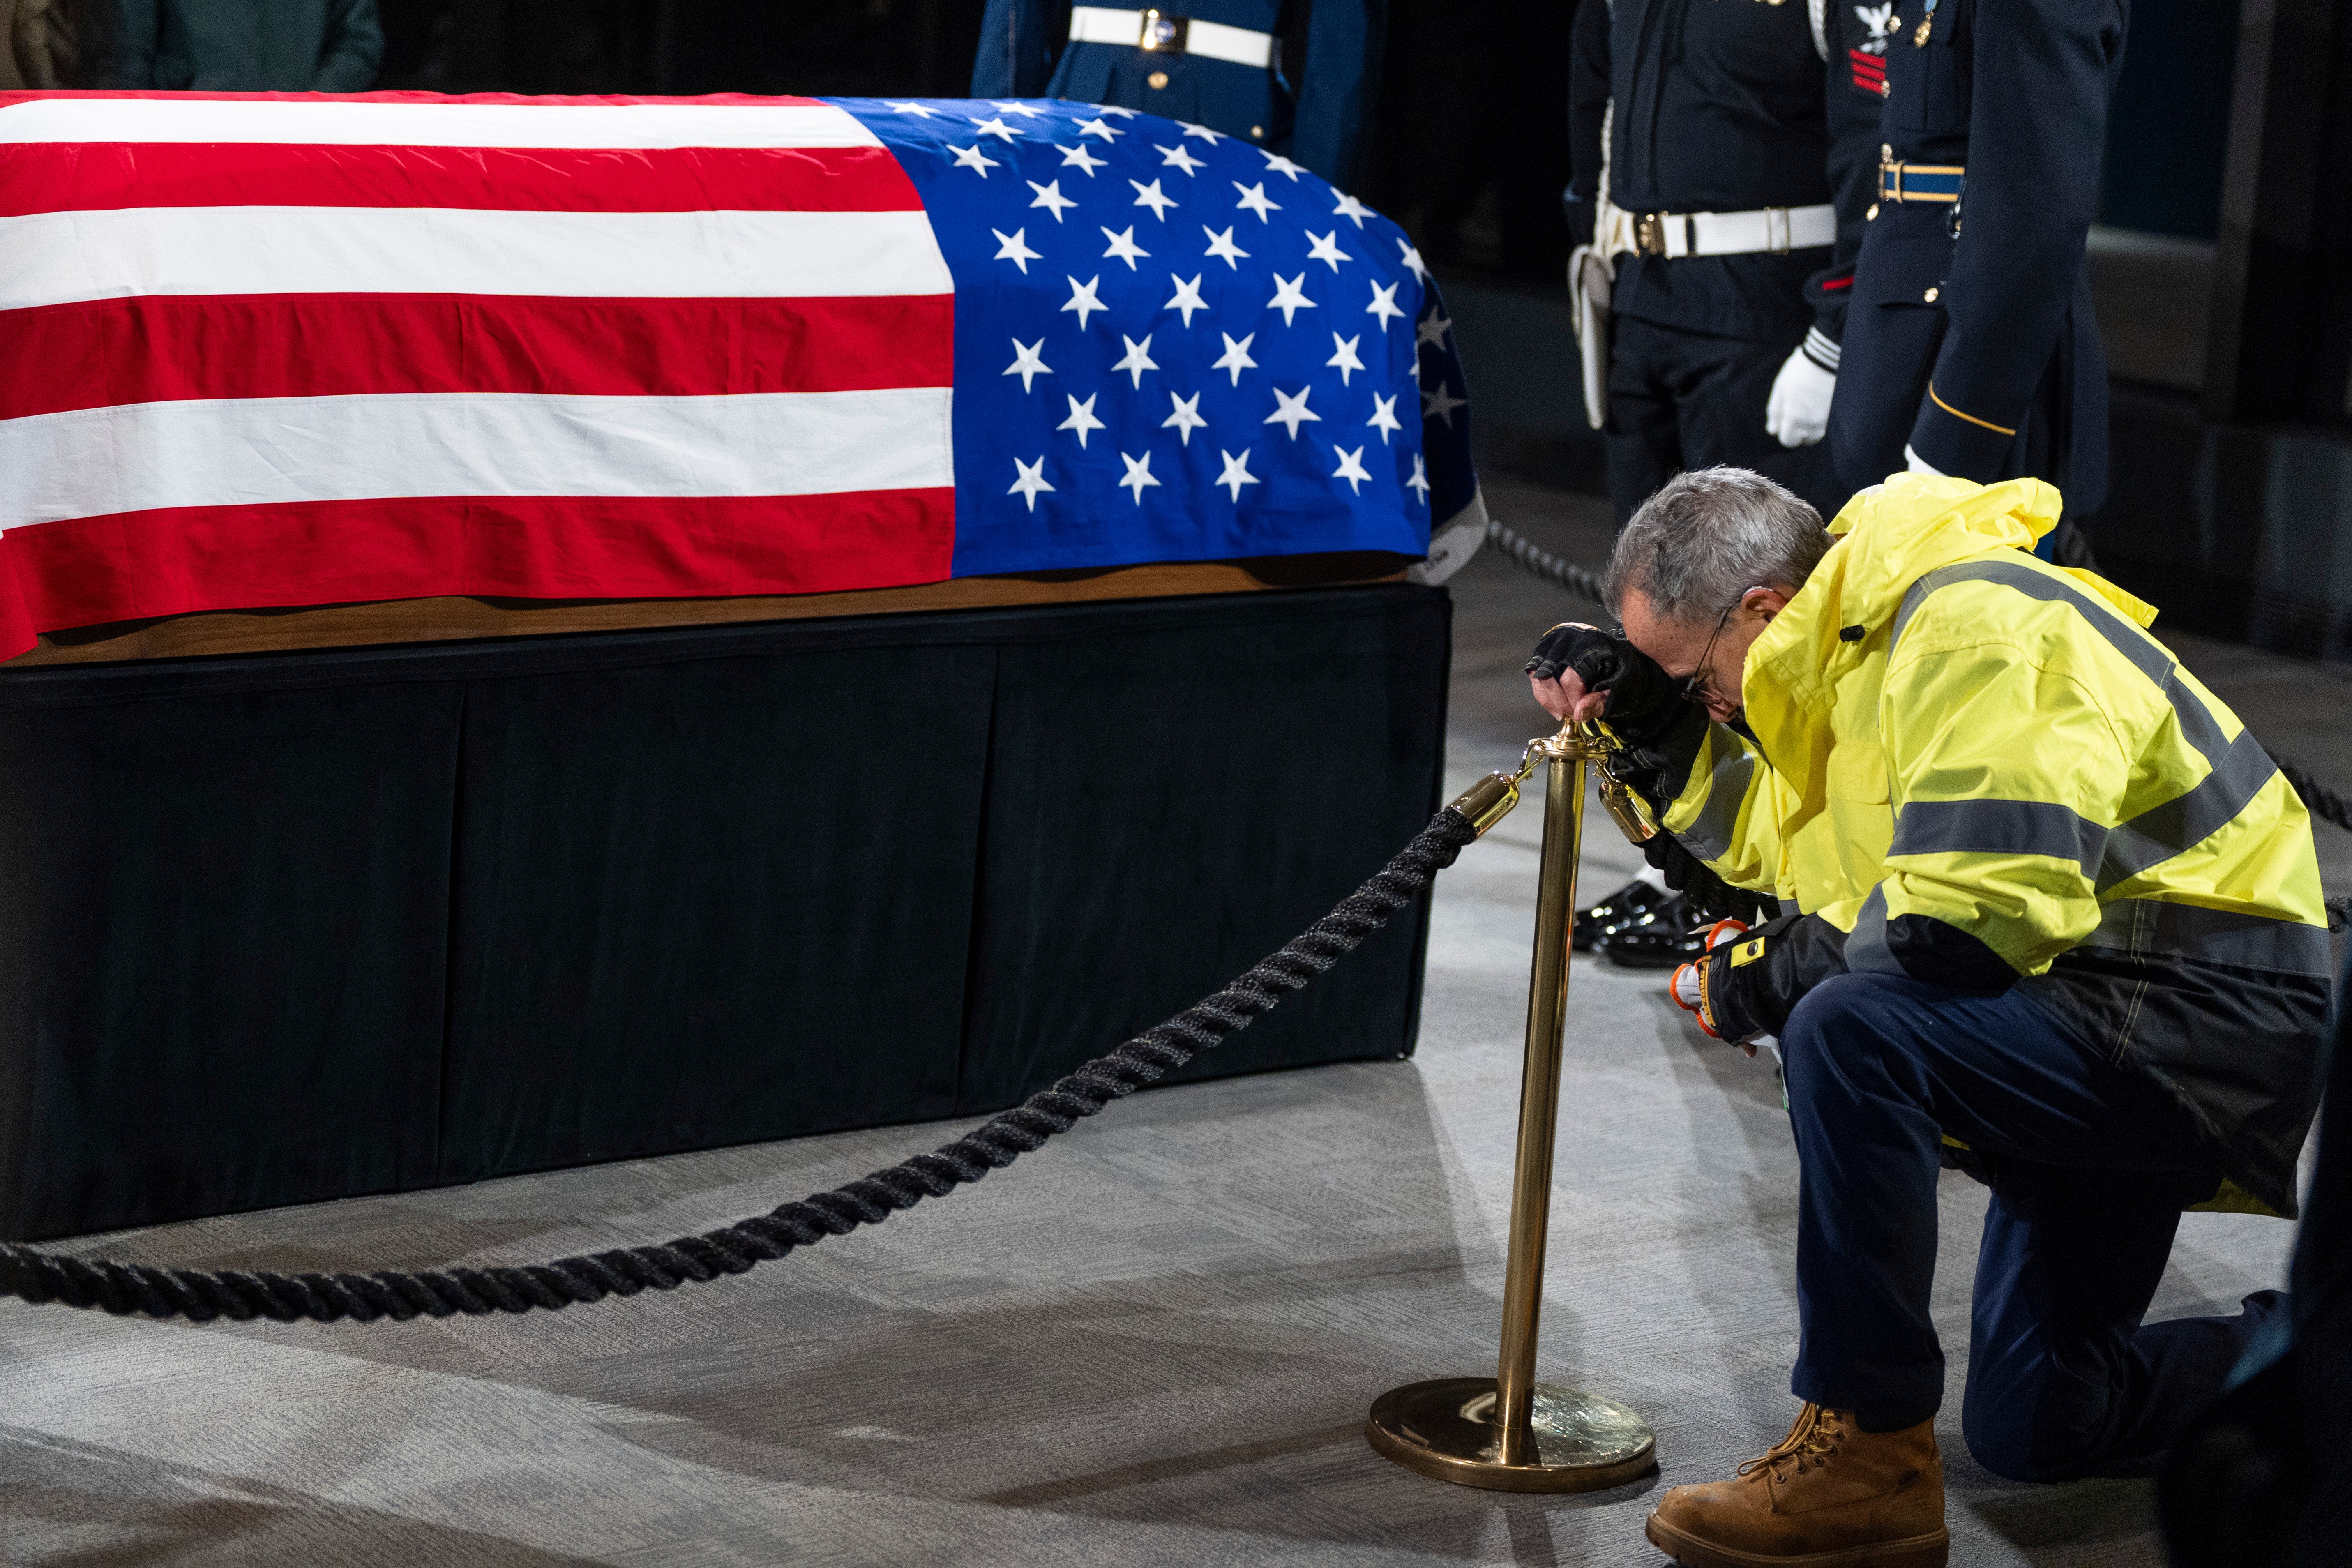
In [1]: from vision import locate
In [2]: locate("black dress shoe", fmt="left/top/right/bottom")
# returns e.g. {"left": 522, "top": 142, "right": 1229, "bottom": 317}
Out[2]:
{"left": 1597, "top": 894, "right": 1709, "bottom": 970}
{"left": 1573, "top": 876, "right": 1671, "bottom": 952}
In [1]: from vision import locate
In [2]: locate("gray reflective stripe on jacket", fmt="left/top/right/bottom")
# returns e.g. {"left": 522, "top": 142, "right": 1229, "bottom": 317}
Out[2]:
{"left": 1678, "top": 727, "right": 1759, "bottom": 862}
{"left": 2081, "top": 897, "right": 2333, "bottom": 978}
{"left": 1888, "top": 558, "right": 2286, "bottom": 891}
{"left": 1837, "top": 865, "right": 2328, "bottom": 980}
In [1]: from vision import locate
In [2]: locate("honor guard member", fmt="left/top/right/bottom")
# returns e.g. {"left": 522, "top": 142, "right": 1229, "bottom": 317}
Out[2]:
{"left": 1565, "top": 0, "right": 1873, "bottom": 530}
{"left": 1819, "top": 0, "right": 2124, "bottom": 543}
{"left": 970, "top": 0, "right": 1383, "bottom": 187}
{"left": 1561, "top": 0, "right": 1873, "bottom": 962}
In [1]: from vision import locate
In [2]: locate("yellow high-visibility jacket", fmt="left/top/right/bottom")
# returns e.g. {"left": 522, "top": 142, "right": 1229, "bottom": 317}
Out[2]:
{"left": 1646, "top": 475, "right": 2330, "bottom": 1215}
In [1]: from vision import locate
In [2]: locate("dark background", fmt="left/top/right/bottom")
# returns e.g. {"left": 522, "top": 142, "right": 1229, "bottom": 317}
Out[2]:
{"left": 0, "top": 587, "right": 1451, "bottom": 1238}
{"left": 361, "top": 0, "right": 2352, "bottom": 659}
{"left": 374, "top": 0, "right": 2241, "bottom": 243}
{"left": 371, "top": 0, "right": 2346, "bottom": 424}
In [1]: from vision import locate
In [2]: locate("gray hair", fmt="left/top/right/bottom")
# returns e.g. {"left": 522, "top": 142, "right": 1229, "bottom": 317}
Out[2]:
{"left": 1603, "top": 467, "right": 1830, "bottom": 627}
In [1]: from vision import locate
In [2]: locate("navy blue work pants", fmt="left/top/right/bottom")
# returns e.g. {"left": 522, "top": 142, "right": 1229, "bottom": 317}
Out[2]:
{"left": 1779, "top": 971, "right": 2281, "bottom": 1480}
{"left": 1604, "top": 316, "right": 1820, "bottom": 529}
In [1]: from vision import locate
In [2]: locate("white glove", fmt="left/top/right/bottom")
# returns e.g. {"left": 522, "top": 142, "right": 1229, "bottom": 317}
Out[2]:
{"left": 1902, "top": 443, "right": 1947, "bottom": 476}
{"left": 1764, "top": 346, "right": 1836, "bottom": 448}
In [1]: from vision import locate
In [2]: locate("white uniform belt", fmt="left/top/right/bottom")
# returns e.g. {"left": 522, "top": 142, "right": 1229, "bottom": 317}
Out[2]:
{"left": 1605, "top": 202, "right": 1837, "bottom": 259}
{"left": 1067, "top": 7, "right": 1278, "bottom": 68}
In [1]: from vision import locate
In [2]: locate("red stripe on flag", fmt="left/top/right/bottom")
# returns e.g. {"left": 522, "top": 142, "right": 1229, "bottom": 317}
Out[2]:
{"left": 0, "top": 141, "right": 921, "bottom": 216}
{"left": 2, "top": 490, "right": 957, "bottom": 641}
{"left": 0, "top": 293, "right": 955, "bottom": 418}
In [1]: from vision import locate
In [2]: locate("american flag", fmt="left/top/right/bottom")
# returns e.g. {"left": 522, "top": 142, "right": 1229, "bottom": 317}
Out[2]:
{"left": 0, "top": 91, "right": 1479, "bottom": 660}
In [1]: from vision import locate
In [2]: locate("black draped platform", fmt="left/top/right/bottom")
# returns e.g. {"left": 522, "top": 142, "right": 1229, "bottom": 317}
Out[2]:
{"left": 0, "top": 585, "right": 1451, "bottom": 1240}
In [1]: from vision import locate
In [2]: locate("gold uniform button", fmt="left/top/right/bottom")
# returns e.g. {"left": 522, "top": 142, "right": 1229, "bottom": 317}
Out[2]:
{"left": 1866, "top": 202, "right": 1879, "bottom": 220}
{"left": 1880, "top": 80, "right": 1891, "bottom": 97}
{"left": 1147, "top": 70, "right": 1169, "bottom": 89}
{"left": 1923, "top": 286, "right": 1940, "bottom": 302}
{"left": 1250, "top": 124, "right": 1264, "bottom": 138}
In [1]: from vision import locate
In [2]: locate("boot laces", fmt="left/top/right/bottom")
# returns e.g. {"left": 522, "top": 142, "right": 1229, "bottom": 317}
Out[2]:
{"left": 1736, "top": 1404, "right": 1847, "bottom": 1480}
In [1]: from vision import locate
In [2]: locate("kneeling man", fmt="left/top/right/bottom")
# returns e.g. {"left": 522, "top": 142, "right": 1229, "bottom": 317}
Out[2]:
{"left": 1526, "top": 469, "right": 2329, "bottom": 1567}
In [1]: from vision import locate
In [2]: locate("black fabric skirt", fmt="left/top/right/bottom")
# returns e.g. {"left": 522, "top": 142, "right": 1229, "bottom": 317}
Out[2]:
{"left": 0, "top": 585, "right": 1450, "bottom": 1239}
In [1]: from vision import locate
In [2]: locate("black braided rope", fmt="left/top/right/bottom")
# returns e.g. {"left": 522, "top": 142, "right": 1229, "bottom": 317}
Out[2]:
{"left": 1483, "top": 517, "right": 2352, "bottom": 930}
{"left": 2281, "top": 761, "right": 2352, "bottom": 933}
{"left": 1487, "top": 518, "right": 1609, "bottom": 606}
{"left": 0, "top": 809, "right": 1482, "bottom": 1324}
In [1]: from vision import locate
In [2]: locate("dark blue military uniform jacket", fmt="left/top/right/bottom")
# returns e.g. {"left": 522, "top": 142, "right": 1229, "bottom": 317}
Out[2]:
{"left": 1821, "top": 0, "right": 2126, "bottom": 514}
{"left": 1568, "top": 0, "right": 1841, "bottom": 346}
{"left": 970, "top": 0, "right": 1383, "bottom": 187}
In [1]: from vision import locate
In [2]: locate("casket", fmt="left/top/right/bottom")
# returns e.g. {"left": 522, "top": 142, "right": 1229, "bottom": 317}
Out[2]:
{"left": 0, "top": 90, "right": 1479, "bottom": 1237}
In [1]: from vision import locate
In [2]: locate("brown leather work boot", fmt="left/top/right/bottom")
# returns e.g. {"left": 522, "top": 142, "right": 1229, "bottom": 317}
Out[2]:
{"left": 1644, "top": 1403, "right": 1948, "bottom": 1568}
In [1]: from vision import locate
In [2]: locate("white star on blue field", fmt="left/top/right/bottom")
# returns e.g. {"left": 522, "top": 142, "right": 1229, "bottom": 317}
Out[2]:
{"left": 839, "top": 99, "right": 1476, "bottom": 576}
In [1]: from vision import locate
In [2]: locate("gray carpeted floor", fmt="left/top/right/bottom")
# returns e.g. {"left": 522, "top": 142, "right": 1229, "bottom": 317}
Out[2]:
{"left": 2, "top": 479, "right": 2340, "bottom": 1565}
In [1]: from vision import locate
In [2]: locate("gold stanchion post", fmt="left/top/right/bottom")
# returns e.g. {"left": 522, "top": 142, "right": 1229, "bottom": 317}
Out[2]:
{"left": 1364, "top": 723, "right": 1657, "bottom": 1492}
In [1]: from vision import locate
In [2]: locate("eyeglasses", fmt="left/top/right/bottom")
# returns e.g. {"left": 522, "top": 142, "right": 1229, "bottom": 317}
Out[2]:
{"left": 1680, "top": 590, "right": 1757, "bottom": 708}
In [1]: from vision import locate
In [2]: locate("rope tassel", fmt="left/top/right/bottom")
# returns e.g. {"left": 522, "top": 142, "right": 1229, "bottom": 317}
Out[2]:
{"left": 0, "top": 809, "right": 1481, "bottom": 1324}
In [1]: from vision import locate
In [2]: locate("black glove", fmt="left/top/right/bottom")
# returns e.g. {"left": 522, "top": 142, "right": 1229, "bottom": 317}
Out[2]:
{"left": 1642, "top": 829, "right": 1705, "bottom": 894}
{"left": 1524, "top": 622, "right": 1684, "bottom": 744}
{"left": 1644, "top": 832, "right": 1779, "bottom": 926}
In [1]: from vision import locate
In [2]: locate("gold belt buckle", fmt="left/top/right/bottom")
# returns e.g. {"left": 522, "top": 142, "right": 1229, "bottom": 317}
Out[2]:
{"left": 1139, "top": 8, "right": 1189, "bottom": 51}
{"left": 1634, "top": 212, "right": 1661, "bottom": 256}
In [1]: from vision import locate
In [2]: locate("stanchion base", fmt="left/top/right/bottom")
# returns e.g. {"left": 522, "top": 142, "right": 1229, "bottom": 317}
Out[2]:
{"left": 1366, "top": 1378, "right": 1657, "bottom": 1493}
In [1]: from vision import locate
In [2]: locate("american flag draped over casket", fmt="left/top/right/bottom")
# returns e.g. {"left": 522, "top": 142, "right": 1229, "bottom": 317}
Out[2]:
{"left": 0, "top": 90, "right": 1482, "bottom": 659}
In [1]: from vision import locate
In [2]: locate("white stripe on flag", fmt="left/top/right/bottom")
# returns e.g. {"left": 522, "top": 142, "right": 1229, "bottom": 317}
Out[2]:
{"left": 0, "top": 98, "right": 883, "bottom": 150}
{"left": 0, "top": 206, "right": 952, "bottom": 310}
{"left": 0, "top": 388, "right": 956, "bottom": 529}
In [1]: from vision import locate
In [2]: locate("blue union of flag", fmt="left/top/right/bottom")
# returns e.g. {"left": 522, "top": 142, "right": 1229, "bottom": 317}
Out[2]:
{"left": 842, "top": 97, "right": 1480, "bottom": 579}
